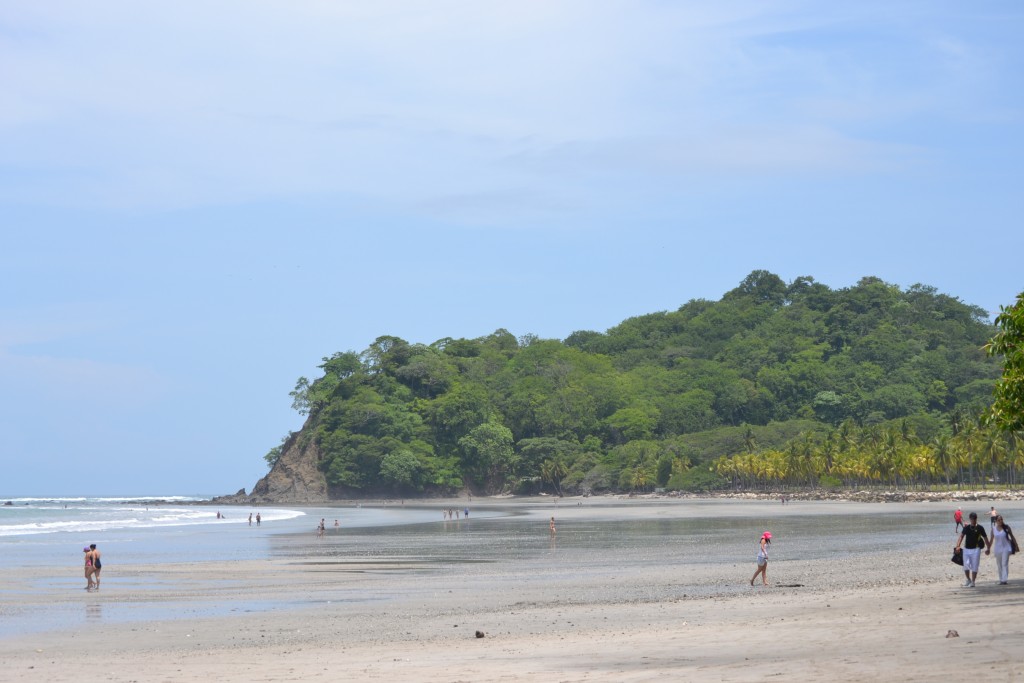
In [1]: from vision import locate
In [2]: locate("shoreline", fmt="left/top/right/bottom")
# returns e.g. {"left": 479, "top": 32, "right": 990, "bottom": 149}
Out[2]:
{"left": 3, "top": 498, "right": 1022, "bottom": 681}
{"left": 207, "top": 487, "right": 1024, "bottom": 509}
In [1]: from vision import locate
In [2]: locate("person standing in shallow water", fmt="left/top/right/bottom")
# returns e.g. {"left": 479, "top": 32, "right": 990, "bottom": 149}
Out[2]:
{"left": 89, "top": 544, "right": 102, "bottom": 590}
{"left": 83, "top": 547, "right": 95, "bottom": 590}
{"left": 956, "top": 512, "right": 989, "bottom": 587}
{"left": 751, "top": 532, "right": 771, "bottom": 586}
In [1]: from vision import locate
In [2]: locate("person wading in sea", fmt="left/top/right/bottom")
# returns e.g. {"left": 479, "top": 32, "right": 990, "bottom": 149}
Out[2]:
{"left": 89, "top": 544, "right": 102, "bottom": 590}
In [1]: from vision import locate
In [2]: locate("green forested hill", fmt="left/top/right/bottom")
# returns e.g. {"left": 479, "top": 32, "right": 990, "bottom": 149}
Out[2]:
{"left": 274, "top": 272, "right": 1005, "bottom": 496}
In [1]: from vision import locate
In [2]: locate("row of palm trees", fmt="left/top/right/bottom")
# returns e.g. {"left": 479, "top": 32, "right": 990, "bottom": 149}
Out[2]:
{"left": 714, "top": 418, "right": 1024, "bottom": 491}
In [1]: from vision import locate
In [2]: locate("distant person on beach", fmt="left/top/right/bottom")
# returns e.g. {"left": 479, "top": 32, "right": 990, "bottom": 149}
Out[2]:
{"left": 83, "top": 546, "right": 95, "bottom": 590}
{"left": 954, "top": 507, "right": 963, "bottom": 533}
{"left": 990, "top": 515, "right": 1018, "bottom": 585}
{"left": 256, "top": 513, "right": 261, "bottom": 526}
{"left": 334, "top": 519, "right": 339, "bottom": 531}
{"left": 248, "top": 513, "right": 253, "bottom": 526}
{"left": 464, "top": 508, "right": 469, "bottom": 519}
{"left": 751, "top": 532, "right": 771, "bottom": 586}
{"left": 956, "top": 512, "right": 989, "bottom": 587}
{"left": 990, "top": 507, "right": 998, "bottom": 532}
{"left": 89, "top": 544, "right": 102, "bottom": 590}
{"left": 550, "top": 517, "right": 556, "bottom": 535}
{"left": 317, "top": 519, "right": 325, "bottom": 538}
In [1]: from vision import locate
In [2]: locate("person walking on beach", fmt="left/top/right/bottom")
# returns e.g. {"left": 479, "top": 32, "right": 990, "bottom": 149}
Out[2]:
{"left": 550, "top": 517, "right": 556, "bottom": 535}
{"left": 751, "top": 532, "right": 771, "bottom": 586}
{"left": 956, "top": 512, "right": 989, "bottom": 587}
{"left": 954, "top": 507, "right": 963, "bottom": 533}
{"left": 990, "top": 507, "right": 998, "bottom": 533}
{"left": 990, "top": 515, "right": 1019, "bottom": 585}
{"left": 248, "top": 513, "right": 253, "bottom": 526}
{"left": 89, "top": 544, "right": 102, "bottom": 590}
{"left": 83, "top": 546, "right": 96, "bottom": 590}
{"left": 256, "top": 512, "right": 261, "bottom": 526}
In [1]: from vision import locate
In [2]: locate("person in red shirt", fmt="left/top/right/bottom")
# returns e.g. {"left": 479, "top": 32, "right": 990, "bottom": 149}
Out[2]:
{"left": 954, "top": 507, "right": 963, "bottom": 533}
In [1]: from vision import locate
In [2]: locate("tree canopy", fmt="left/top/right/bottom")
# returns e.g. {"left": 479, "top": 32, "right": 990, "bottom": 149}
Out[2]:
{"left": 986, "top": 291, "right": 1024, "bottom": 432}
{"left": 277, "top": 272, "right": 1007, "bottom": 496}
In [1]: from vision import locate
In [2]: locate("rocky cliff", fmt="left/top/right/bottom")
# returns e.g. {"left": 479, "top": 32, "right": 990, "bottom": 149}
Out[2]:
{"left": 215, "top": 426, "right": 329, "bottom": 504}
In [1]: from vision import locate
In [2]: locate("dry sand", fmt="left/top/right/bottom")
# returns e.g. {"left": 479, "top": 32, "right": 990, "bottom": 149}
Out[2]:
{"left": 3, "top": 499, "right": 1022, "bottom": 682}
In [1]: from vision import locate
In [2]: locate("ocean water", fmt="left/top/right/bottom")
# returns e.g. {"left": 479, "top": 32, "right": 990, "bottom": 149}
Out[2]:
{"left": 1, "top": 495, "right": 1007, "bottom": 640}
{"left": 0, "top": 496, "right": 500, "bottom": 569}
{"left": 1, "top": 495, "right": 976, "bottom": 572}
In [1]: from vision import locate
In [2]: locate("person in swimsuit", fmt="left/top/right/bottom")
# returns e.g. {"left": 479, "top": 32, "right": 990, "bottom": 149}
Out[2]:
{"left": 751, "top": 532, "right": 771, "bottom": 586}
{"left": 89, "top": 544, "right": 102, "bottom": 590}
{"left": 550, "top": 517, "right": 556, "bottom": 535}
{"left": 83, "top": 546, "right": 95, "bottom": 590}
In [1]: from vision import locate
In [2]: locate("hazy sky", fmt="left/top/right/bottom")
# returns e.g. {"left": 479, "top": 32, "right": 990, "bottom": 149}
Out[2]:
{"left": 2, "top": 1, "right": 1022, "bottom": 496}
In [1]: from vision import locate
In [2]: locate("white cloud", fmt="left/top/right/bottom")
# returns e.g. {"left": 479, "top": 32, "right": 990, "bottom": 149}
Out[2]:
{"left": 0, "top": 1, "right": 1016, "bottom": 215}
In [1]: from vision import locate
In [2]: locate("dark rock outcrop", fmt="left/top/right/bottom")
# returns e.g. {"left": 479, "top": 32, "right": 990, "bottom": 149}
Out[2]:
{"left": 215, "top": 425, "right": 330, "bottom": 505}
{"left": 250, "top": 430, "right": 328, "bottom": 503}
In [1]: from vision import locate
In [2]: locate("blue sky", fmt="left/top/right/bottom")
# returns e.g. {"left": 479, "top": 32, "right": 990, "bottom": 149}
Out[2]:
{"left": 2, "top": 1, "right": 1022, "bottom": 496}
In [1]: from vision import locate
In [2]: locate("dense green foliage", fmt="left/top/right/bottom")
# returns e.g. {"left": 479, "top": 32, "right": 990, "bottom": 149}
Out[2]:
{"left": 986, "top": 291, "right": 1024, "bottom": 432}
{"left": 281, "top": 272, "right": 1005, "bottom": 496}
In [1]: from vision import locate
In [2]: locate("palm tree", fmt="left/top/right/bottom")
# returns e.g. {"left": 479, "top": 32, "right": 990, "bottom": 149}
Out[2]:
{"left": 743, "top": 425, "right": 757, "bottom": 453}
{"left": 541, "top": 459, "right": 568, "bottom": 496}
{"left": 821, "top": 431, "right": 837, "bottom": 475}
{"left": 958, "top": 419, "right": 981, "bottom": 488}
{"left": 1007, "top": 430, "right": 1024, "bottom": 489}
{"left": 982, "top": 428, "right": 1007, "bottom": 488}
{"left": 932, "top": 435, "right": 953, "bottom": 487}
{"left": 1008, "top": 431, "right": 1024, "bottom": 489}
{"left": 630, "top": 466, "right": 651, "bottom": 492}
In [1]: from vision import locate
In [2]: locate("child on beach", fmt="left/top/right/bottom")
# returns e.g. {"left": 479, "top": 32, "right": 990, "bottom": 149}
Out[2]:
{"left": 751, "top": 532, "right": 771, "bottom": 586}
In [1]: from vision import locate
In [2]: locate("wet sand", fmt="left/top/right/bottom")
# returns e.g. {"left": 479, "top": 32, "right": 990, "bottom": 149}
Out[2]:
{"left": 2, "top": 498, "right": 1022, "bottom": 682}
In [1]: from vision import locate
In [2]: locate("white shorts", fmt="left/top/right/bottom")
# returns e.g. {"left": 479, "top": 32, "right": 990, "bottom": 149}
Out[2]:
{"left": 963, "top": 547, "right": 981, "bottom": 572}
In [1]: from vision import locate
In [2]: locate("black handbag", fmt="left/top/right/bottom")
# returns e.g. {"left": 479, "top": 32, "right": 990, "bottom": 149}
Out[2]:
{"left": 951, "top": 547, "right": 964, "bottom": 565}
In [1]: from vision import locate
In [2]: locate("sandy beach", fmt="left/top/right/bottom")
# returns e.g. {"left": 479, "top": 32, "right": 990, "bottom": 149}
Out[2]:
{"left": 2, "top": 498, "right": 1022, "bottom": 682}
